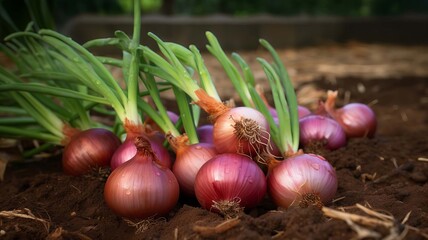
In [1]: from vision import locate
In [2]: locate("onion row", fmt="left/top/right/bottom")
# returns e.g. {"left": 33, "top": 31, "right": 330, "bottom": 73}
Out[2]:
{"left": 0, "top": 0, "right": 382, "bottom": 221}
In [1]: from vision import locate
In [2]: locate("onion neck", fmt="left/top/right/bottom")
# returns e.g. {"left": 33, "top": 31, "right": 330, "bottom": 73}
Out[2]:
{"left": 314, "top": 100, "right": 329, "bottom": 116}
{"left": 61, "top": 124, "right": 81, "bottom": 146}
{"left": 166, "top": 133, "right": 189, "bottom": 154}
{"left": 324, "top": 90, "right": 339, "bottom": 115}
{"left": 124, "top": 118, "right": 145, "bottom": 139}
{"left": 194, "top": 88, "right": 229, "bottom": 121}
{"left": 133, "top": 136, "right": 158, "bottom": 163}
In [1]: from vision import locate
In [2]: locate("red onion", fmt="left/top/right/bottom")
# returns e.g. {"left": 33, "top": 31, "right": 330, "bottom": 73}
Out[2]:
{"left": 194, "top": 153, "right": 267, "bottom": 217}
{"left": 299, "top": 115, "right": 347, "bottom": 150}
{"left": 110, "top": 131, "right": 171, "bottom": 170}
{"left": 104, "top": 137, "right": 179, "bottom": 219}
{"left": 324, "top": 91, "right": 377, "bottom": 138}
{"left": 167, "top": 110, "right": 179, "bottom": 124}
{"left": 196, "top": 124, "right": 214, "bottom": 144}
{"left": 267, "top": 154, "right": 337, "bottom": 209}
{"left": 269, "top": 106, "right": 278, "bottom": 119}
{"left": 172, "top": 142, "right": 217, "bottom": 195}
{"left": 298, "top": 105, "right": 311, "bottom": 119}
{"left": 62, "top": 128, "right": 121, "bottom": 176}
{"left": 213, "top": 107, "right": 270, "bottom": 155}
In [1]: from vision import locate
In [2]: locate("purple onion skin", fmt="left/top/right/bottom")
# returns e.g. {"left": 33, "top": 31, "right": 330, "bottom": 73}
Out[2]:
{"left": 196, "top": 124, "right": 214, "bottom": 144}
{"left": 173, "top": 143, "right": 217, "bottom": 196}
{"left": 298, "top": 105, "right": 311, "bottom": 119}
{"left": 194, "top": 153, "right": 267, "bottom": 211}
{"left": 333, "top": 103, "right": 377, "bottom": 138}
{"left": 104, "top": 148, "right": 179, "bottom": 219}
{"left": 167, "top": 110, "right": 179, "bottom": 124}
{"left": 213, "top": 107, "right": 270, "bottom": 155}
{"left": 323, "top": 91, "right": 377, "bottom": 139}
{"left": 110, "top": 134, "right": 171, "bottom": 171}
{"left": 299, "top": 115, "right": 347, "bottom": 150}
{"left": 267, "top": 154, "right": 338, "bottom": 209}
{"left": 269, "top": 106, "right": 278, "bottom": 119}
{"left": 62, "top": 128, "right": 121, "bottom": 176}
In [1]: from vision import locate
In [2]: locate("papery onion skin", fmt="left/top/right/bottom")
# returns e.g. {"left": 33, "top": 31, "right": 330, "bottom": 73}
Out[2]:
{"left": 299, "top": 115, "right": 347, "bottom": 150}
{"left": 332, "top": 103, "right": 377, "bottom": 138}
{"left": 194, "top": 153, "right": 267, "bottom": 211}
{"left": 267, "top": 154, "right": 337, "bottom": 209}
{"left": 173, "top": 143, "right": 217, "bottom": 195}
{"left": 167, "top": 110, "right": 180, "bottom": 124}
{"left": 323, "top": 91, "right": 377, "bottom": 138}
{"left": 196, "top": 124, "right": 214, "bottom": 144}
{"left": 62, "top": 128, "right": 121, "bottom": 176}
{"left": 268, "top": 106, "right": 278, "bottom": 119}
{"left": 104, "top": 140, "right": 179, "bottom": 219}
{"left": 110, "top": 133, "right": 171, "bottom": 170}
{"left": 213, "top": 107, "right": 270, "bottom": 155}
{"left": 298, "top": 105, "right": 311, "bottom": 119}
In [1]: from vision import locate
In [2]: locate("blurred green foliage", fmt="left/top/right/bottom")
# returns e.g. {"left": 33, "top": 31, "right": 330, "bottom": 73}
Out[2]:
{"left": 1, "top": 0, "right": 427, "bottom": 37}
{"left": 173, "top": 0, "right": 428, "bottom": 16}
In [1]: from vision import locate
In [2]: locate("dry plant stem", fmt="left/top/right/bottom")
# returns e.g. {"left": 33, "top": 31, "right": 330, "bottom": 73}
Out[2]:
{"left": 322, "top": 206, "right": 393, "bottom": 228}
{"left": 193, "top": 217, "right": 241, "bottom": 237}
{"left": 344, "top": 219, "right": 381, "bottom": 239}
{"left": 322, "top": 205, "right": 428, "bottom": 239}
{"left": 0, "top": 208, "right": 50, "bottom": 233}
{"left": 355, "top": 203, "right": 393, "bottom": 221}
{"left": 324, "top": 90, "right": 338, "bottom": 113}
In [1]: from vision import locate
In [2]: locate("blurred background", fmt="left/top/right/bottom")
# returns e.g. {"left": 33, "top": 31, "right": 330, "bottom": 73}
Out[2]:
{"left": 3, "top": 0, "right": 428, "bottom": 24}
{"left": 0, "top": 0, "right": 427, "bottom": 136}
{"left": 1, "top": 0, "right": 428, "bottom": 50}
{"left": 1, "top": 0, "right": 428, "bottom": 91}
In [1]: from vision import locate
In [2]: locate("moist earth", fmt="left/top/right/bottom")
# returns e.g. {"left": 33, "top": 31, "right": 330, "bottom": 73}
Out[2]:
{"left": 0, "top": 75, "right": 427, "bottom": 239}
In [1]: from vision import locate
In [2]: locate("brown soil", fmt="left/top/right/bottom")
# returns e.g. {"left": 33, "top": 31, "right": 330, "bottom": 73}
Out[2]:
{"left": 1, "top": 51, "right": 428, "bottom": 239}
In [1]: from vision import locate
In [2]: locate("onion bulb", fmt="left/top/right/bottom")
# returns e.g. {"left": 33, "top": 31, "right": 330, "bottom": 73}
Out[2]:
{"left": 167, "top": 110, "right": 180, "bottom": 124}
{"left": 196, "top": 124, "right": 214, "bottom": 144}
{"left": 299, "top": 115, "right": 346, "bottom": 150}
{"left": 194, "top": 153, "right": 267, "bottom": 217}
{"left": 104, "top": 137, "right": 179, "bottom": 219}
{"left": 110, "top": 131, "right": 171, "bottom": 170}
{"left": 62, "top": 128, "right": 121, "bottom": 176}
{"left": 298, "top": 105, "right": 311, "bottom": 119}
{"left": 172, "top": 141, "right": 217, "bottom": 195}
{"left": 324, "top": 90, "right": 377, "bottom": 138}
{"left": 213, "top": 107, "right": 270, "bottom": 156}
{"left": 267, "top": 154, "right": 337, "bottom": 209}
